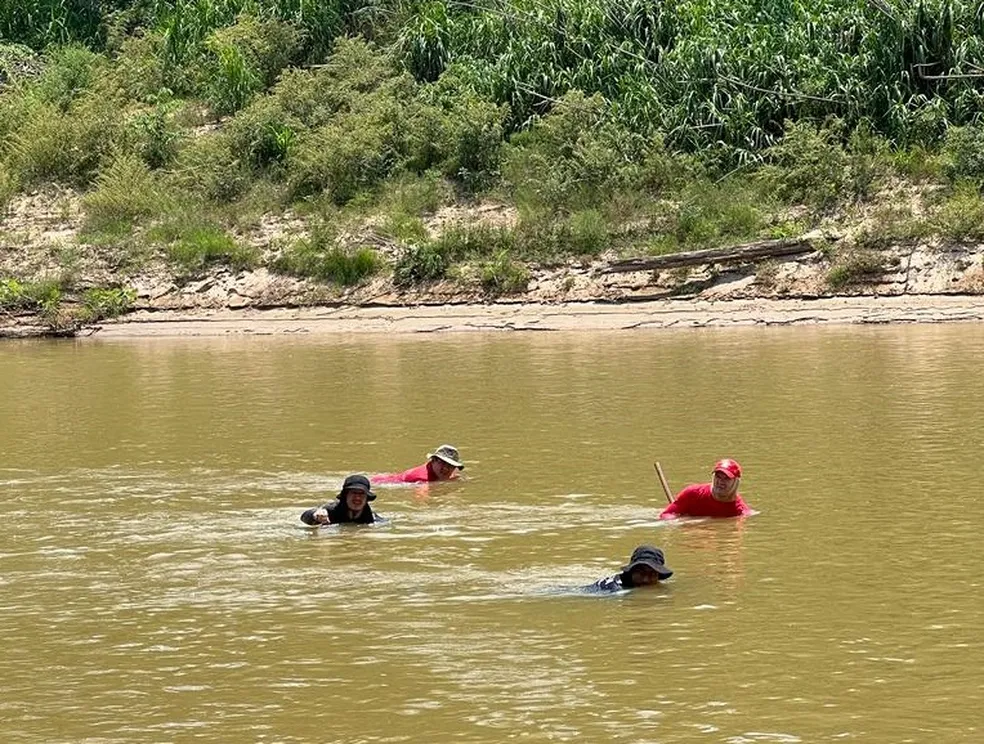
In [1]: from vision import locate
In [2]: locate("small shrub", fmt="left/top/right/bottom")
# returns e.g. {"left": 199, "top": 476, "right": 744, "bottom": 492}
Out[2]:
{"left": 376, "top": 170, "right": 447, "bottom": 217}
{"left": 113, "top": 32, "right": 170, "bottom": 103}
{"left": 34, "top": 45, "right": 102, "bottom": 112}
{"left": 0, "top": 277, "right": 62, "bottom": 314}
{"left": 568, "top": 209, "right": 609, "bottom": 255}
{"left": 432, "top": 224, "right": 513, "bottom": 261}
{"left": 503, "top": 92, "right": 646, "bottom": 211}
{"left": 382, "top": 213, "right": 428, "bottom": 244}
{"left": 847, "top": 123, "right": 890, "bottom": 201}
{"left": 664, "top": 182, "right": 767, "bottom": 250}
{"left": 758, "top": 120, "right": 848, "bottom": 210}
{"left": 170, "top": 132, "right": 250, "bottom": 203}
{"left": 273, "top": 239, "right": 381, "bottom": 285}
{"left": 0, "top": 42, "right": 41, "bottom": 87}
{"left": 856, "top": 205, "right": 932, "bottom": 248}
{"left": 204, "top": 41, "right": 260, "bottom": 116}
{"left": 202, "top": 15, "right": 303, "bottom": 116}
{"left": 933, "top": 182, "right": 984, "bottom": 240}
{"left": 893, "top": 145, "right": 944, "bottom": 183}
{"left": 480, "top": 250, "right": 529, "bottom": 295}
{"left": 826, "top": 249, "right": 886, "bottom": 289}
{"left": 131, "top": 103, "right": 182, "bottom": 169}
{"left": 942, "top": 126, "right": 984, "bottom": 184}
{"left": 9, "top": 94, "right": 124, "bottom": 185}
{"left": 83, "top": 287, "right": 136, "bottom": 319}
{"left": 82, "top": 154, "right": 163, "bottom": 229}
{"left": 226, "top": 97, "right": 300, "bottom": 172}
{"left": 443, "top": 95, "right": 505, "bottom": 191}
{"left": 0, "top": 278, "right": 27, "bottom": 308}
{"left": 164, "top": 224, "right": 257, "bottom": 275}
{"left": 0, "top": 164, "right": 18, "bottom": 212}
{"left": 289, "top": 112, "right": 398, "bottom": 203}
{"left": 393, "top": 242, "right": 450, "bottom": 285}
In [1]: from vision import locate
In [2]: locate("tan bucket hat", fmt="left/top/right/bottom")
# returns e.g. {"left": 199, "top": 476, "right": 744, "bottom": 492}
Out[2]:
{"left": 427, "top": 444, "right": 464, "bottom": 469}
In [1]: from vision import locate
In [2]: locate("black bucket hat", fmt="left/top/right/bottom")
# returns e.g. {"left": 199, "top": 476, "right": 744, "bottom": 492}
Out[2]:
{"left": 621, "top": 545, "right": 673, "bottom": 579}
{"left": 338, "top": 473, "right": 376, "bottom": 501}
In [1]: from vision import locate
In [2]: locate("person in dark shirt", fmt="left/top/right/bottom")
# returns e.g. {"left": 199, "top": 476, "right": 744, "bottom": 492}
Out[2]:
{"left": 588, "top": 545, "right": 673, "bottom": 593}
{"left": 301, "top": 474, "right": 377, "bottom": 525}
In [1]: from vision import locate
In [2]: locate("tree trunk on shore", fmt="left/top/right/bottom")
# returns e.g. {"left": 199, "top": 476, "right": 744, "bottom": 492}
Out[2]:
{"left": 601, "top": 237, "right": 836, "bottom": 274}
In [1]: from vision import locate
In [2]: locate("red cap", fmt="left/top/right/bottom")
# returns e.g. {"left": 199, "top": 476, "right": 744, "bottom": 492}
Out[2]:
{"left": 712, "top": 458, "right": 742, "bottom": 479}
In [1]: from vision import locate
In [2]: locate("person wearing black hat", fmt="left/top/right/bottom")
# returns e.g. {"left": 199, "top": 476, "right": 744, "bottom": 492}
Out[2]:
{"left": 300, "top": 474, "right": 377, "bottom": 525}
{"left": 587, "top": 545, "right": 673, "bottom": 593}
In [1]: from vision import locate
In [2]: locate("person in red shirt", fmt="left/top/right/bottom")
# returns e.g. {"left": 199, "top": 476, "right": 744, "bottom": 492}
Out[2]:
{"left": 373, "top": 444, "right": 465, "bottom": 484}
{"left": 659, "top": 458, "right": 754, "bottom": 519}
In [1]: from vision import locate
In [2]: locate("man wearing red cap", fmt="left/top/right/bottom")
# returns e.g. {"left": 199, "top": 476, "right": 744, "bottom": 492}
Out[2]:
{"left": 658, "top": 458, "right": 754, "bottom": 519}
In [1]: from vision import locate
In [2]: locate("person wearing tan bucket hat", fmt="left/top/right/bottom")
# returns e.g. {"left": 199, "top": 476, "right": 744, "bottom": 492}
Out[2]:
{"left": 373, "top": 444, "right": 465, "bottom": 484}
{"left": 658, "top": 458, "right": 755, "bottom": 519}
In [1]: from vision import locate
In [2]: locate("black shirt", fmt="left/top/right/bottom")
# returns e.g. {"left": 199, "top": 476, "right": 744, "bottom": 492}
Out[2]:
{"left": 300, "top": 499, "right": 375, "bottom": 525}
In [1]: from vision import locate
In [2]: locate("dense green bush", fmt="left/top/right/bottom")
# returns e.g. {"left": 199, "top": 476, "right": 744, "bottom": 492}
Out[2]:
{"left": 82, "top": 154, "right": 165, "bottom": 228}
{"left": 393, "top": 242, "right": 450, "bottom": 285}
{"left": 289, "top": 110, "right": 400, "bottom": 202}
{"left": 0, "top": 277, "right": 63, "bottom": 314}
{"left": 273, "top": 237, "right": 381, "bottom": 284}
{"left": 933, "top": 182, "right": 984, "bottom": 240}
{"left": 480, "top": 250, "right": 529, "bottom": 294}
{"left": 7, "top": 94, "right": 125, "bottom": 185}
{"left": 83, "top": 286, "right": 136, "bottom": 319}
{"left": 942, "top": 126, "right": 984, "bottom": 184}
{"left": 827, "top": 248, "right": 888, "bottom": 289}
{"left": 757, "top": 121, "right": 849, "bottom": 210}
{"left": 201, "top": 15, "right": 303, "bottom": 115}
{"left": 34, "top": 44, "right": 104, "bottom": 112}
{"left": 170, "top": 132, "right": 251, "bottom": 202}
{"left": 503, "top": 92, "right": 646, "bottom": 212}
{"left": 150, "top": 219, "right": 257, "bottom": 275}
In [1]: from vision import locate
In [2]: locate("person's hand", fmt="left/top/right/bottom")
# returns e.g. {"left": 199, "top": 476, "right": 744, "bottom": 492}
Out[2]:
{"left": 312, "top": 507, "right": 330, "bottom": 524}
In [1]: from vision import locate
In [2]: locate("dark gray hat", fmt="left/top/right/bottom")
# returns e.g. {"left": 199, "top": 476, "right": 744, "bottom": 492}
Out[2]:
{"left": 621, "top": 545, "right": 673, "bottom": 579}
{"left": 338, "top": 473, "right": 376, "bottom": 501}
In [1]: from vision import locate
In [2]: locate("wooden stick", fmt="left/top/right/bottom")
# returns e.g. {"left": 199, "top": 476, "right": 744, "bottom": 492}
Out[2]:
{"left": 653, "top": 462, "right": 673, "bottom": 504}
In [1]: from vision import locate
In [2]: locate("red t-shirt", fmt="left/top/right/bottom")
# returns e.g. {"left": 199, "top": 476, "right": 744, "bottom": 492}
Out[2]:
{"left": 659, "top": 483, "right": 753, "bottom": 519}
{"left": 372, "top": 464, "right": 434, "bottom": 484}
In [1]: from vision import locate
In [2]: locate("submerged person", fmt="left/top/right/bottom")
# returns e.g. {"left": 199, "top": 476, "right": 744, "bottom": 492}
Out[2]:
{"left": 659, "top": 458, "right": 754, "bottom": 519}
{"left": 300, "top": 474, "right": 377, "bottom": 525}
{"left": 588, "top": 545, "right": 674, "bottom": 593}
{"left": 373, "top": 444, "right": 465, "bottom": 484}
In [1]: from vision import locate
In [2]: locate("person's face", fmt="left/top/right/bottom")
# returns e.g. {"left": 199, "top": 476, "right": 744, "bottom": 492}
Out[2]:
{"left": 630, "top": 566, "right": 661, "bottom": 586}
{"left": 711, "top": 471, "right": 739, "bottom": 499}
{"left": 345, "top": 489, "right": 368, "bottom": 512}
{"left": 429, "top": 458, "right": 456, "bottom": 480}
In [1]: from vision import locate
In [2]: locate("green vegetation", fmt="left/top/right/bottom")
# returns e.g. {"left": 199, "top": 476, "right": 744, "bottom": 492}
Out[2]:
{"left": 5, "top": 0, "right": 984, "bottom": 309}
{"left": 0, "top": 277, "right": 61, "bottom": 313}
{"left": 827, "top": 249, "right": 890, "bottom": 289}
{"left": 82, "top": 286, "right": 136, "bottom": 319}
{"left": 273, "top": 235, "right": 382, "bottom": 285}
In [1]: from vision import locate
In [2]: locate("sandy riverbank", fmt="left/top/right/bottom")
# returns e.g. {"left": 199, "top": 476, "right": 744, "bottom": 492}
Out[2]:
{"left": 57, "top": 293, "right": 984, "bottom": 338}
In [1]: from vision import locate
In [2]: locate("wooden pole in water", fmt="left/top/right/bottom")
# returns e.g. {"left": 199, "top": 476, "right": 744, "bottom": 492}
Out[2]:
{"left": 654, "top": 462, "right": 673, "bottom": 504}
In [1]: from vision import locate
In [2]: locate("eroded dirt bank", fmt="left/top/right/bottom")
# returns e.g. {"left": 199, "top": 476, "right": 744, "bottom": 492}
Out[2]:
{"left": 25, "top": 294, "right": 983, "bottom": 339}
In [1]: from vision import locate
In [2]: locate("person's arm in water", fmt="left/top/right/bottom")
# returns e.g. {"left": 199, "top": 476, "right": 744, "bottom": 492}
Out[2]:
{"left": 658, "top": 486, "right": 696, "bottom": 520}
{"left": 300, "top": 504, "right": 331, "bottom": 525}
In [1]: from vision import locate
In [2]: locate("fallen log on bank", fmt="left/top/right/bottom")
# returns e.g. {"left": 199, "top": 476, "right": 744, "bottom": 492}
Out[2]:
{"left": 601, "top": 235, "right": 839, "bottom": 274}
